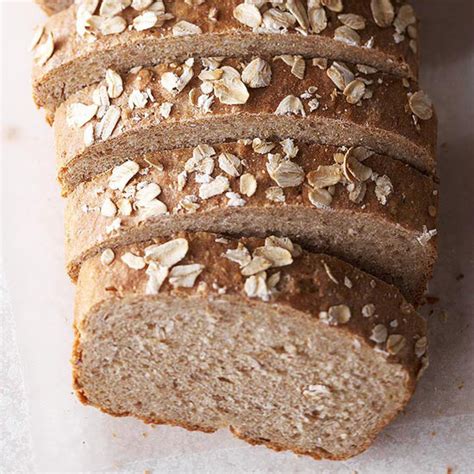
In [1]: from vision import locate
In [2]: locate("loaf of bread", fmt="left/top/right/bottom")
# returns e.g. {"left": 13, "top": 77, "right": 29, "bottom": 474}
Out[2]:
{"left": 33, "top": 0, "right": 420, "bottom": 113}
{"left": 66, "top": 140, "right": 438, "bottom": 301}
{"left": 31, "top": 0, "right": 439, "bottom": 461}
{"left": 73, "top": 232, "right": 428, "bottom": 460}
{"left": 54, "top": 57, "right": 436, "bottom": 195}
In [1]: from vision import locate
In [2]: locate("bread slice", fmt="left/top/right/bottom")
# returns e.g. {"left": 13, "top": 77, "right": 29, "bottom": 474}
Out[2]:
{"left": 66, "top": 140, "right": 438, "bottom": 302}
{"left": 33, "top": 0, "right": 420, "bottom": 112}
{"left": 55, "top": 57, "right": 437, "bottom": 195}
{"left": 73, "top": 232, "right": 428, "bottom": 460}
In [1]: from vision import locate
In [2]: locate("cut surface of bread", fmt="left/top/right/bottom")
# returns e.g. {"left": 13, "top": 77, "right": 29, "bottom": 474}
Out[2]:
{"left": 55, "top": 57, "right": 437, "bottom": 194}
{"left": 33, "top": 0, "right": 420, "bottom": 112}
{"left": 73, "top": 233, "right": 428, "bottom": 460}
{"left": 66, "top": 141, "right": 438, "bottom": 302}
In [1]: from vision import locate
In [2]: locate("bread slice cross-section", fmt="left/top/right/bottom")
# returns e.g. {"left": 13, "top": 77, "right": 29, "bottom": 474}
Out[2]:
{"left": 33, "top": 0, "right": 420, "bottom": 112}
{"left": 55, "top": 57, "right": 437, "bottom": 194}
{"left": 73, "top": 232, "right": 428, "bottom": 461}
{"left": 66, "top": 140, "right": 438, "bottom": 302}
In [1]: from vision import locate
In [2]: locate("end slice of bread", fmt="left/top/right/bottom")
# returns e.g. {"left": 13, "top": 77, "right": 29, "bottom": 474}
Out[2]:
{"left": 73, "top": 232, "right": 428, "bottom": 460}
{"left": 33, "top": 0, "right": 419, "bottom": 111}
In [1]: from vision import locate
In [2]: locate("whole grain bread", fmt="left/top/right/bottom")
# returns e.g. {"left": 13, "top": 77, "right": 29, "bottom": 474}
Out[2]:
{"left": 33, "top": 0, "right": 420, "bottom": 112}
{"left": 73, "top": 232, "right": 428, "bottom": 461}
{"left": 55, "top": 57, "right": 437, "bottom": 195}
{"left": 66, "top": 140, "right": 438, "bottom": 302}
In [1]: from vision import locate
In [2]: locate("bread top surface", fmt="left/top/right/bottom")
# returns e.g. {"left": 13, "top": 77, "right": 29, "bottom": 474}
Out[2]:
{"left": 32, "top": 0, "right": 419, "bottom": 110}
{"left": 54, "top": 56, "right": 437, "bottom": 191}
{"left": 66, "top": 140, "right": 438, "bottom": 270}
{"left": 75, "top": 232, "right": 428, "bottom": 381}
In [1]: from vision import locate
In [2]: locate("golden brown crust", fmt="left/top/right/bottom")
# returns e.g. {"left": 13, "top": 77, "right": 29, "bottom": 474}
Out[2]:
{"left": 65, "top": 141, "right": 438, "bottom": 300}
{"left": 33, "top": 1, "right": 419, "bottom": 112}
{"left": 72, "top": 232, "right": 427, "bottom": 460}
{"left": 54, "top": 57, "right": 437, "bottom": 195}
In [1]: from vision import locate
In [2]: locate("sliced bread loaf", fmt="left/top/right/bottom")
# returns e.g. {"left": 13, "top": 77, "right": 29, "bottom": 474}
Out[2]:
{"left": 55, "top": 57, "right": 437, "bottom": 194}
{"left": 73, "top": 232, "right": 428, "bottom": 460}
{"left": 33, "top": 0, "right": 420, "bottom": 112}
{"left": 66, "top": 140, "right": 438, "bottom": 301}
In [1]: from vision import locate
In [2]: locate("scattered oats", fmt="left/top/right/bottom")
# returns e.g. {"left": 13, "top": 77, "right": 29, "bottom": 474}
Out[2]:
{"left": 233, "top": 4, "right": 262, "bottom": 28}
{"left": 117, "top": 198, "right": 132, "bottom": 216}
{"left": 242, "top": 256, "right": 273, "bottom": 276}
{"left": 362, "top": 304, "right": 376, "bottom": 318}
{"left": 252, "top": 138, "right": 276, "bottom": 154}
{"left": 177, "top": 195, "right": 200, "bottom": 213}
{"left": 312, "top": 57, "right": 328, "bottom": 70}
{"left": 267, "top": 271, "right": 280, "bottom": 289}
{"left": 67, "top": 103, "right": 98, "bottom": 128}
{"left": 416, "top": 225, "right": 437, "bottom": 246}
{"left": 135, "top": 182, "right": 161, "bottom": 204}
{"left": 265, "top": 236, "right": 302, "bottom": 258}
{"left": 321, "top": 0, "right": 343, "bottom": 13}
{"left": 370, "top": 324, "right": 388, "bottom": 343}
{"left": 291, "top": 56, "right": 306, "bottom": 79}
{"left": 308, "top": 188, "right": 333, "bottom": 208}
{"left": 244, "top": 272, "right": 271, "bottom": 301}
{"left": 169, "top": 264, "right": 204, "bottom": 288}
{"left": 338, "top": 13, "right": 366, "bottom": 30}
{"left": 386, "top": 334, "right": 406, "bottom": 355}
{"left": 389, "top": 319, "right": 398, "bottom": 328}
{"left": 428, "top": 205, "right": 437, "bottom": 217}
{"left": 351, "top": 146, "right": 375, "bottom": 162}
{"left": 262, "top": 8, "right": 296, "bottom": 32}
{"left": 281, "top": 138, "right": 299, "bottom": 158}
{"left": 218, "top": 152, "right": 242, "bottom": 177}
{"left": 105, "top": 69, "right": 123, "bottom": 99}
{"left": 172, "top": 20, "right": 202, "bottom": 36}
{"left": 105, "top": 217, "right": 121, "bottom": 234}
{"left": 161, "top": 63, "right": 194, "bottom": 96}
{"left": 241, "top": 58, "right": 272, "bottom": 88}
{"left": 267, "top": 154, "right": 305, "bottom": 188}
{"left": 137, "top": 199, "right": 168, "bottom": 218}
{"left": 374, "top": 175, "right": 393, "bottom": 205}
{"left": 408, "top": 91, "right": 433, "bottom": 120}
{"left": 199, "top": 175, "right": 230, "bottom": 200}
{"left": 128, "top": 89, "right": 148, "bottom": 109}
{"left": 30, "top": 25, "right": 45, "bottom": 51}
{"left": 98, "top": 16, "right": 128, "bottom": 35}
{"left": 326, "top": 304, "right": 351, "bottom": 325}
{"left": 357, "top": 64, "right": 378, "bottom": 75}
{"left": 417, "top": 355, "right": 429, "bottom": 380}
{"left": 343, "top": 149, "right": 373, "bottom": 182}
{"left": 213, "top": 66, "right": 249, "bottom": 105}
{"left": 415, "top": 336, "right": 428, "bottom": 358}
{"left": 99, "top": 0, "right": 129, "bottom": 17}
{"left": 327, "top": 61, "right": 355, "bottom": 91}
{"left": 226, "top": 192, "right": 246, "bottom": 207}
{"left": 131, "top": 0, "right": 152, "bottom": 10}
{"left": 275, "top": 95, "right": 306, "bottom": 117}
{"left": 344, "top": 276, "right": 353, "bottom": 288}
{"left": 308, "top": 6, "right": 327, "bottom": 33}
{"left": 348, "top": 182, "right": 367, "bottom": 203}
{"left": 101, "top": 197, "right": 117, "bottom": 217}
{"left": 121, "top": 252, "right": 146, "bottom": 270}
{"left": 287, "top": 0, "right": 310, "bottom": 30}
{"left": 307, "top": 165, "right": 341, "bottom": 188}
{"left": 145, "top": 263, "right": 169, "bottom": 295}
{"left": 266, "top": 186, "right": 285, "bottom": 203}
{"left": 98, "top": 105, "right": 121, "bottom": 140}
{"left": 144, "top": 238, "right": 189, "bottom": 267}
{"left": 334, "top": 25, "right": 361, "bottom": 46}
{"left": 159, "top": 102, "right": 173, "bottom": 118}
{"left": 369, "top": 279, "right": 377, "bottom": 289}
{"left": 109, "top": 160, "right": 139, "bottom": 191}
{"left": 343, "top": 79, "right": 366, "bottom": 104}
{"left": 34, "top": 31, "right": 54, "bottom": 65}
{"left": 176, "top": 170, "right": 188, "bottom": 191}
{"left": 100, "top": 248, "right": 115, "bottom": 266}
{"left": 370, "top": 0, "right": 395, "bottom": 27}
{"left": 322, "top": 262, "right": 339, "bottom": 284}
{"left": 133, "top": 11, "right": 158, "bottom": 31}
{"left": 93, "top": 85, "right": 110, "bottom": 107}
{"left": 83, "top": 123, "right": 95, "bottom": 146}
{"left": 394, "top": 4, "right": 416, "bottom": 34}
{"left": 225, "top": 243, "right": 252, "bottom": 267}
{"left": 239, "top": 173, "right": 257, "bottom": 197}
{"left": 308, "top": 98, "right": 320, "bottom": 111}
{"left": 254, "top": 246, "right": 293, "bottom": 268}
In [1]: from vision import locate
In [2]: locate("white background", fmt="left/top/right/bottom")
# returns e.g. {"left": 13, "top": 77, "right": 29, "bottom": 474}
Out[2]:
{"left": 1, "top": 1, "right": 473, "bottom": 472}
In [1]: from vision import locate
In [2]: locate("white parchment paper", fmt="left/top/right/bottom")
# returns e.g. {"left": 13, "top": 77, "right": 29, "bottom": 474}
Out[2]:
{"left": 1, "top": 1, "right": 473, "bottom": 471}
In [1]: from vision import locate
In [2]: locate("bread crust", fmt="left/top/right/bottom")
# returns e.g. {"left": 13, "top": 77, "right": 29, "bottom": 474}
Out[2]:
{"left": 33, "top": 1, "right": 419, "bottom": 112}
{"left": 54, "top": 57, "right": 437, "bottom": 195}
{"left": 72, "top": 232, "right": 427, "bottom": 460}
{"left": 65, "top": 141, "right": 438, "bottom": 301}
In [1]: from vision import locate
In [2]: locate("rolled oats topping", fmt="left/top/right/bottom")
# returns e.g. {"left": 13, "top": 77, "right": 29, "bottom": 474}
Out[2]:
{"left": 370, "top": 0, "right": 395, "bottom": 28}
{"left": 66, "top": 103, "right": 98, "bottom": 128}
{"left": 144, "top": 238, "right": 189, "bottom": 267}
{"left": 109, "top": 160, "right": 139, "bottom": 191}
{"left": 172, "top": 20, "right": 202, "bottom": 36}
{"left": 168, "top": 263, "right": 204, "bottom": 288}
{"left": 321, "top": 304, "right": 351, "bottom": 325}
{"left": 370, "top": 324, "right": 388, "bottom": 344}
{"left": 408, "top": 91, "right": 433, "bottom": 120}
{"left": 100, "top": 248, "right": 115, "bottom": 266}
{"left": 121, "top": 251, "right": 146, "bottom": 270}
{"left": 386, "top": 334, "right": 406, "bottom": 355}
{"left": 239, "top": 173, "right": 258, "bottom": 197}
{"left": 275, "top": 95, "right": 306, "bottom": 117}
{"left": 241, "top": 58, "right": 272, "bottom": 88}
